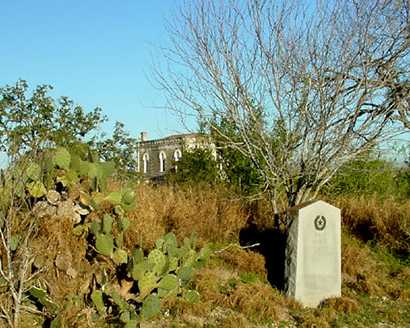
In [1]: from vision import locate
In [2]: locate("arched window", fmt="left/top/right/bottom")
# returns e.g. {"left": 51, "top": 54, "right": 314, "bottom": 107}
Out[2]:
{"left": 174, "top": 149, "right": 182, "bottom": 161}
{"left": 173, "top": 149, "right": 182, "bottom": 172}
{"left": 143, "top": 153, "right": 149, "bottom": 174}
{"left": 159, "top": 151, "right": 167, "bottom": 173}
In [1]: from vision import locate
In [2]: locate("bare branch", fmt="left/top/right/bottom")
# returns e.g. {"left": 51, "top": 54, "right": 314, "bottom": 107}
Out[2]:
{"left": 156, "top": 0, "right": 410, "bottom": 209}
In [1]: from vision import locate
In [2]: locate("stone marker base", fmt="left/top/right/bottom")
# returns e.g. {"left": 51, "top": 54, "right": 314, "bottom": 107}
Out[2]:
{"left": 284, "top": 200, "right": 341, "bottom": 307}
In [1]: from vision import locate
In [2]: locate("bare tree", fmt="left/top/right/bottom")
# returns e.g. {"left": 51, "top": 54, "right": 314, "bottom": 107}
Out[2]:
{"left": 156, "top": 0, "right": 410, "bottom": 211}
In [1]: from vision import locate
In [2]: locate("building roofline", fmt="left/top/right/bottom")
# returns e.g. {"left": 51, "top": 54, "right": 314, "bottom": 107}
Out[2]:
{"left": 138, "top": 132, "right": 208, "bottom": 145}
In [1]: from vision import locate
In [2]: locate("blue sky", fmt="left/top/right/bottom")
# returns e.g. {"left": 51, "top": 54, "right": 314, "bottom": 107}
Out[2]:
{"left": 0, "top": 0, "right": 189, "bottom": 140}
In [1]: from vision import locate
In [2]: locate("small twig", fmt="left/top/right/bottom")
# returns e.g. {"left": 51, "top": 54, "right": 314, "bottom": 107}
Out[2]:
{"left": 20, "top": 305, "right": 44, "bottom": 316}
{"left": 214, "top": 242, "right": 261, "bottom": 254}
{"left": 24, "top": 266, "right": 45, "bottom": 285}
{"left": 0, "top": 302, "right": 12, "bottom": 327}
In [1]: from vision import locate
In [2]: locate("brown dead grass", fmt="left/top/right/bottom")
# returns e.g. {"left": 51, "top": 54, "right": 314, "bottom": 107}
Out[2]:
{"left": 31, "top": 216, "right": 91, "bottom": 299}
{"left": 341, "top": 232, "right": 384, "bottom": 295}
{"left": 30, "top": 215, "right": 93, "bottom": 325}
{"left": 333, "top": 196, "right": 410, "bottom": 254}
{"left": 216, "top": 247, "right": 267, "bottom": 279}
{"left": 125, "top": 184, "right": 249, "bottom": 250}
{"left": 195, "top": 267, "right": 290, "bottom": 322}
{"left": 161, "top": 266, "right": 293, "bottom": 326}
{"left": 5, "top": 184, "right": 408, "bottom": 327}
{"left": 291, "top": 297, "right": 359, "bottom": 328}
{"left": 341, "top": 231, "right": 409, "bottom": 300}
{"left": 321, "top": 296, "right": 360, "bottom": 313}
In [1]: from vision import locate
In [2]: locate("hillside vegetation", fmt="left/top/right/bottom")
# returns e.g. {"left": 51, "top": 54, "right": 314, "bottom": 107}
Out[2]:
{"left": 0, "top": 79, "right": 409, "bottom": 327}
{"left": 0, "top": 144, "right": 408, "bottom": 328}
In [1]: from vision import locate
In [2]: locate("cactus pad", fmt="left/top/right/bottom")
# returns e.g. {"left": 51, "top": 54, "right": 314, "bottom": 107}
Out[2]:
{"left": 95, "top": 233, "right": 114, "bottom": 256}
{"left": 105, "top": 191, "right": 122, "bottom": 205}
{"left": 158, "top": 274, "right": 178, "bottom": 291}
{"left": 132, "top": 248, "right": 144, "bottom": 264}
{"left": 168, "top": 257, "right": 179, "bottom": 272}
{"left": 141, "top": 294, "right": 160, "bottom": 320}
{"left": 119, "top": 217, "right": 130, "bottom": 231}
{"left": 178, "top": 266, "right": 193, "bottom": 286}
{"left": 27, "top": 162, "right": 41, "bottom": 181}
{"left": 131, "top": 261, "right": 147, "bottom": 281}
{"left": 102, "top": 214, "right": 113, "bottom": 234}
{"left": 138, "top": 272, "right": 158, "bottom": 298}
{"left": 183, "top": 290, "right": 200, "bottom": 304}
{"left": 113, "top": 249, "right": 128, "bottom": 265}
{"left": 148, "top": 249, "right": 166, "bottom": 275}
{"left": 91, "top": 290, "right": 105, "bottom": 315}
{"left": 90, "top": 220, "right": 101, "bottom": 236}
{"left": 52, "top": 147, "right": 71, "bottom": 170}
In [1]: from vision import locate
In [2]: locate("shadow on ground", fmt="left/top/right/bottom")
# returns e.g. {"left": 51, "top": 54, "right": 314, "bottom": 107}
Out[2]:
{"left": 239, "top": 221, "right": 287, "bottom": 290}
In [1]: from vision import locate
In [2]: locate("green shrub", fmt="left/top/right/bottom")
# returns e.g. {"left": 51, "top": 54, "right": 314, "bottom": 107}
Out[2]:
{"left": 167, "top": 148, "right": 220, "bottom": 186}
{"left": 325, "top": 156, "right": 410, "bottom": 199}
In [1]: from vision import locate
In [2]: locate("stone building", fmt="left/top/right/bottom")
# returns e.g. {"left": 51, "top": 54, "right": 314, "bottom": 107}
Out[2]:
{"left": 136, "top": 132, "right": 213, "bottom": 179}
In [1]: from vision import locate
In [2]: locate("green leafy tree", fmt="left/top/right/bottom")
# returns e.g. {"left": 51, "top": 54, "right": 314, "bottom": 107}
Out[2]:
{"left": 95, "top": 121, "right": 139, "bottom": 177}
{"left": 210, "top": 106, "right": 298, "bottom": 206}
{"left": 167, "top": 148, "right": 220, "bottom": 186}
{"left": 325, "top": 151, "right": 410, "bottom": 199}
{"left": 211, "top": 115, "right": 263, "bottom": 195}
{"left": 217, "top": 145, "right": 262, "bottom": 195}
{"left": 0, "top": 80, "right": 106, "bottom": 157}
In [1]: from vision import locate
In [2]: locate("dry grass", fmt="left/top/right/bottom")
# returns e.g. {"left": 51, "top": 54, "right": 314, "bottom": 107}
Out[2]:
{"left": 32, "top": 217, "right": 89, "bottom": 295}
{"left": 216, "top": 247, "right": 267, "bottom": 279}
{"left": 333, "top": 196, "right": 410, "bottom": 254}
{"left": 161, "top": 266, "right": 293, "bottom": 327}
{"left": 341, "top": 232, "right": 384, "bottom": 295}
{"left": 125, "top": 184, "right": 249, "bottom": 250}
{"left": 341, "top": 231, "right": 409, "bottom": 301}
{"left": 3, "top": 183, "right": 409, "bottom": 327}
{"left": 28, "top": 215, "right": 94, "bottom": 326}
{"left": 321, "top": 296, "right": 360, "bottom": 313}
{"left": 146, "top": 190, "right": 409, "bottom": 327}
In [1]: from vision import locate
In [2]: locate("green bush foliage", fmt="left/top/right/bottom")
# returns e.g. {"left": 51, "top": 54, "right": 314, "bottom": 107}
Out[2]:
{"left": 216, "top": 144, "right": 262, "bottom": 195}
{"left": 96, "top": 121, "right": 140, "bottom": 178}
{"left": 167, "top": 147, "right": 220, "bottom": 186}
{"left": 166, "top": 140, "right": 262, "bottom": 195}
{"left": 0, "top": 80, "right": 106, "bottom": 157}
{"left": 0, "top": 80, "right": 142, "bottom": 179}
{"left": 324, "top": 155, "right": 410, "bottom": 199}
{"left": 210, "top": 115, "right": 264, "bottom": 195}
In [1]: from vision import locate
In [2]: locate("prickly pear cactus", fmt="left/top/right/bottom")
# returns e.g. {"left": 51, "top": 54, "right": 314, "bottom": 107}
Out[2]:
{"left": 20, "top": 144, "right": 147, "bottom": 326}
{"left": 91, "top": 290, "right": 105, "bottom": 315}
{"left": 132, "top": 248, "right": 144, "bottom": 264}
{"left": 177, "top": 266, "right": 194, "bottom": 287}
{"left": 183, "top": 289, "right": 200, "bottom": 304}
{"left": 140, "top": 294, "right": 161, "bottom": 320}
{"left": 52, "top": 147, "right": 71, "bottom": 170}
{"left": 27, "top": 181, "right": 47, "bottom": 198}
{"left": 102, "top": 214, "right": 113, "bottom": 234}
{"left": 158, "top": 274, "right": 178, "bottom": 297}
{"left": 113, "top": 248, "right": 128, "bottom": 265}
{"left": 26, "top": 162, "right": 41, "bottom": 181}
{"left": 148, "top": 249, "right": 167, "bottom": 275}
{"left": 95, "top": 233, "right": 114, "bottom": 256}
{"left": 168, "top": 256, "right": 179, "bottom": 272}
{"left": 120, "top": 217, "right": 130, "bottom": 231}
{"left": 90, "top": 232, "right": 211, "bottom": 325}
